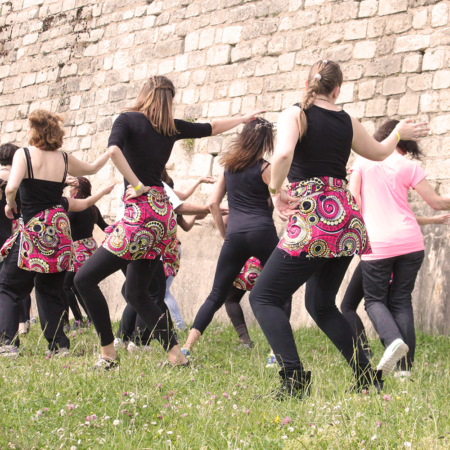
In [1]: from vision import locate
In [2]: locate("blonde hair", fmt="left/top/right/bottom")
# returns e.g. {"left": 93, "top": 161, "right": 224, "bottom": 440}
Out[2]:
{"left": 28, "top": 109, "right": 65, "bottom": 151}
{"left": 127, "top": 76, "right": 178, "bottom": 137}
{"left": 298, "top": 60, "right": 343, "bottom": 140}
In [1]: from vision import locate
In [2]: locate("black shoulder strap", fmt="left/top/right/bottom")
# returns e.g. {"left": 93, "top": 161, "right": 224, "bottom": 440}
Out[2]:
{"left": 261, "top": 160, "right": 270, "bottom": 175}
{"left": 62, "top": 152, "right": 68, "bottom": 182}
{"left": 23, "top": 148, "right": 34, "bottom": 179}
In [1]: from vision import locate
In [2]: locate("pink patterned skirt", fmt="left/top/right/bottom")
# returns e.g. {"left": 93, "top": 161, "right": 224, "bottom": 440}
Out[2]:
{"left": 278, "top": 177, "right": 372, "bottom": 258}
{"left": 0, "top": 206, "right": 74, "bottom": 273}
{"left": 164, "top": 238, "right": 181, "bottom": 278}
{"left": 233, "top": 256, "right": 263, "bottom": 291}
{"left": 70, "top": 237, "right": 98, "bottom": 272}
{"left": 103, "top": 187, "right": 176, "bottom": 261}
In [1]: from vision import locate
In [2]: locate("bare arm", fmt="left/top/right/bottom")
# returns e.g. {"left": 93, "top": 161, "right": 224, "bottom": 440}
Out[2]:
{"left": 67, "top": 184, "right": 115, "bottom": 212}
{"left": 349, "top": 171, "right": 362, "bottom": 209}
{"left": 210, "top": 110, "right": 265, "bottom": 136}
{"left": 414, "top": 178, "right": 450, "bottom": 210}
{"left": 177, "top": 215, "right": 196, "bottom": 232}
{"left": 351, "top": 118, "right": 429, "bottom": 162}
{"left": 207, "top": 171, "right": 227, "bottom": 240}
{"left": 66, "top": 151, "right": 110, "bottom": 177}
{"left": 5, "top": 149, "right": 27, "bottom": 204}
{"left": 174, "top": 202, "right": 209, "bottom": 215}
{"left": 174, "top": 177, "right": 216, "bottom": 201}
{"left": 416, "top": 214, "right": 450, "bottom": 225}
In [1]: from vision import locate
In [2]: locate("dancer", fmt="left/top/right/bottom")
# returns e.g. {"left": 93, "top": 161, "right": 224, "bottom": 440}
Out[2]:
{"left": 75, "top": 75, "right": 263, "bottom": 369}
{"left": 62, "top": 176, "right": 110, "bottom": 331}
{"left": 349, "top": 119, "right": 450, "bottom": 376}
{"left": 181, "top": 117, "right": 280, "bottom": 357}
{"left": 248, "top": 60, "right": 429, "bottom": 398}
{"left": 0, "top": 109, "right": 112, "bottom": 357}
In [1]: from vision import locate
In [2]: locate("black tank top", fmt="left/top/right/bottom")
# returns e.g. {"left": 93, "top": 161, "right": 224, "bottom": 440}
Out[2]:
{"left": 224, "top": 159, "right": 274, "bottom": 235}
{"left": 288, "top": 104, "right": 353, "bottom": 183}
{"left": 68, "top": 206, "right": 109, "bottom": 241}
{"left": 20, "top": 148, "right": 69, "bottom": 224}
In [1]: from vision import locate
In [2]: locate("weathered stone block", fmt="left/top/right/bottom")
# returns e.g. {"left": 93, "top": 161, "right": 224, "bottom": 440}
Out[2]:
{"left": 229, "top": 80, "right": 246, "bottom": 97}
{"left": 385, "top": 13, "right": 412, "bottom": 35}
{"left": 422, "top": 48, "right": 445, "bottom": 71}
{"left": 420, "top": 93, "right": 440, "bottom": 112}
{"left": 402, "top": 54, "right": 423, "bottom": 73}
{"left": 332, "top": 2, "right": 359, "bottom": 22}
{"left": 365, "top": 98, "right": 386, "bottom": 117}
{"left": 231, "top": 43, "right": 252, "bottom": 62}
{"left": 413, "top": 8, "right": 427, "bottom": 30}
{"left": 255, "top": 57, "right": 278, "bottom": 77}
{"left": 379, "top": 0, "right": 407, "bottom": 16}
{"left": 359, "top": 0, "right": 378, "bottom": 18}
{"left": 430, "top": 115, "right": 450, "bottom": 135}
{"left": 208, "top": 101, "right": 230, "bottom": 117}
{"left": 368, "top": 17, "right": 385, "bottom": 38}
{"left": 185, "top": 31, "right": 199, "bottom": 52}
{"left": 323, "top": 44, "right": 353, "bottom": 62}
{"left": 222, "top": 26, "right": 242, "bottom": 45}
{"left": 206, "top": 45, "right": 231, "bottom": 66}
{"left": 365, "top": 56, "right": 402, "bottom": 76}
{"left": 343, "top": 101, "right": 366, "bottom": 118}
{"left": 407, "top": 73, "right": 433, "bottom": 91}
{"left": 279, "top": 53, "right": 295, "bottom": 72}
{"left": 199, "top": 28, "right": 215, "bottom": 49}
{"left": 268, "top": 36, "right": 284, "bottom": 56}
{"left": 433, "top": 70, "right": 450, "bottom": 89}
{"left": 229, "top": 5, "right": 256, "bottom": 24}
{"left": 285, "top": 34, "right": 302, "bottom": 52}
{"left": 154, "top": 40, "right": 184, "bottom": 58}
{"left": 358, "top": 79, "right": 377, "bottom": 100}
{"left": 394, "top": 34, "right": 430, "bottom": 53}
{"left": 292, "top": 10, "right": 318, "bottom": 29}
{"left": 382, "top": 76, "right": 406, "bottom": 95}
{"left": 353, "top": 41, "right": 376, "bottom": 59}
{"left": 432, "top": 3, "right": 448, "bottom": 28}
{"left": 345, "top": 20, "right": 368, "bottom": 40}
{"left": 336, "top": 82, "right": 354, "bottom": 104}
{"left": 398, "top": 94, "right": 419, "bottom": 115}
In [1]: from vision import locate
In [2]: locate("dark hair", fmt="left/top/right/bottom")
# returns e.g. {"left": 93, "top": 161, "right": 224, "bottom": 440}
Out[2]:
{"left": 219, "top": 118, "right": 275, "bottom": 172}
{"left": 374, "top": 120, "right": 423, "bottom": 160}
{"left": 299, "top": 60, "right": 343, "bottom": 140}
{"left": 73, "top": 177, "right": 98, "bottom": 228}
{"left": 126, "top": 76, "right": 177, "bottom": 137}
{"left": 28, "top": 109, "right": 65, "bottom": 151}
{"left": 0, "top": 143, "right": 19, "bottom": 165}
{"left": 161, "top": 167, "right": 174, "bottom": 189}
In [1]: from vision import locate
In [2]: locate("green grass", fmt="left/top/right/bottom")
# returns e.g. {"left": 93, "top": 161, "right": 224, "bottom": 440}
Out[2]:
{"left": 1, "top": 323, "right": 450, "bottom": 449}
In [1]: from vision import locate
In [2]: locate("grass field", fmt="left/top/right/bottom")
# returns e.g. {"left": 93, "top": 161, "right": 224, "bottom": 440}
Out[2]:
{"left": 1, "top": 322, "right": 449, "bottom": 450}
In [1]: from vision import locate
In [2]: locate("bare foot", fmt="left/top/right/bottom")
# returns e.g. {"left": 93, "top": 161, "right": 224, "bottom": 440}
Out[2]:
{"left": 168, "top": 345, "right": 188, "bottom": 365}
{"left": 182, "top": 329, "right": 201, "bottom": 350}
{"left": 101, "top": 343, "right": 116, "bottom": 361}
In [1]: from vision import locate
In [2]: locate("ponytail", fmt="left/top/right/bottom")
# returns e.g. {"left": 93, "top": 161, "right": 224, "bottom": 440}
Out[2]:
{"left": 298, "top": 60, "right": 343, "bottom": 140}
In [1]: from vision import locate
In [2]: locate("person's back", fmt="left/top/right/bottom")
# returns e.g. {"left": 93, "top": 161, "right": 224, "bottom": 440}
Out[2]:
{"left": 224, "top": 159, "right": 273, "bottom": 235}
{"left": 353, "top": 152, "right": 425, "bottom": 260}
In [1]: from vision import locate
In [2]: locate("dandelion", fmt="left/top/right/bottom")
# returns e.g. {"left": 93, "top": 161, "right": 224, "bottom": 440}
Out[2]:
{"left": 113, "top": 420, "right": 120, "bottom": 426}
{"left": 383, "top": 395, "right": 391, "bottom": 402}
{"left": 275, "top": 415, "right": 280, "bottom": 424}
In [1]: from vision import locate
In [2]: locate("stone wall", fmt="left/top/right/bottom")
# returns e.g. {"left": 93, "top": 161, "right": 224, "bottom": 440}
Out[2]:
{"left": 2, "top": 0, "right": 450, "bottom": 333}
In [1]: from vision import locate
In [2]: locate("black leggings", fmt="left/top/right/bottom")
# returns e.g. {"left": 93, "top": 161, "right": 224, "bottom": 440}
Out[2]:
{"left": 225, "top": 285, "right": 292, "bottom": 340}
{"left": 117, "top": 259, "right": 173, "bottom": 345}
{"left": 62, "top": 271, "right": 90, "bottom": 323}
{"left": 192, "top": 229, "right": 280, "bottom": 333}
{"left": 0, "top": 241, "right": 69, "bottom": 350}
{"left": 19, "top": 294, "right": 31, "bottom": 323}
{"left": 340, "top": 263, "right": 370, "bottom": 349}
{"left": 249, "top": 248, "right": 370, "bottom": 377}
{"left": 75, "top": 246, "right": 177, "bottom": 350}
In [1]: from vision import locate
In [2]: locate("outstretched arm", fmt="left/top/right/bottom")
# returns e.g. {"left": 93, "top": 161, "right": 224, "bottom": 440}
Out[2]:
{"left": 67, "top": 152, "right": 110, "bottom": 177}
{"left": 4, "top": 149, "right": 27, "bottom": 219}
{"left": 207, "top": 172, "right": 227, "bottom": 240}
{"left": 67, "top": 184, "right": 115, "bottom": 212}
{"left": 414, "top": 179, "right": 450, "bottom": 210}
{"left": 210, "top": 110, "right": 265, "bottom": 136}
{"left": 416, "top": 214, "right": 450, "bottom": 225}
{"left": 174, "top": 176, "right": 216, "bottom": 201}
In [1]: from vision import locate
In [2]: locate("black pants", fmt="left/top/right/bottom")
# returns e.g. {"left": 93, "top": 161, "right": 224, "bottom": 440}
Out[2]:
{"left": 340, "top": 263, "right": 370, "bottom": 349}
{"left": 0, "top": 241, "right": 69, "bottom": 350}
{"left": 117, "top": 259, "right": 173, "bottom": 345}
{"left": 75, "top": 246, "right": 177, "bottom": 350}
{"left": 225, "top": 285, "right": 292, "bottom": 335}
{"left": 249, "top": 248, "right": 369, "bottom": 376}
{"left": 362, "top": 250, "right": 424, "bottom": 371}
{"left": 192, "top": 229, "right": 279, "bottom": 333}
{"left": 19, "top": 294, "right": 32, "bottom": 323}
{"left": 61, "top": 271, "right": 90, "bottom": 323}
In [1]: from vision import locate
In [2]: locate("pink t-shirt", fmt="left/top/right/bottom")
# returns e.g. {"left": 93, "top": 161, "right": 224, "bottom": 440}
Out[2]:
{"left": 351, "top": 152, "right": 427, "bottom": 261}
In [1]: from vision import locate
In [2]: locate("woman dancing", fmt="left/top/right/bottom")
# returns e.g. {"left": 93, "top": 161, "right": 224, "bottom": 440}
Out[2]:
{"left": 75, "top": 75, "right": 263, "bottom": 369}
{"left": 349, "top": 119, "right": 450, "bottom": 377}
{"left": 181, "top": 118, "right": 280, "bottom": 357}
{"left": 0, "top": 109, "right": 112, "bottom": 357}
{"left": 62, "top": 176, "right": 110, "bottom": 331}
{"left": 248, "top": 60, "right": 429, "bottom": 398}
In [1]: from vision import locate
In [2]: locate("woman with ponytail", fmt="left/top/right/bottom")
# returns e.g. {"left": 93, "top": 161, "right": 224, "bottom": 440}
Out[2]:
{"left": 75, "top": 75, "right": 263, "bottom": 369}
{"left": 181, "top": 118, "right": 282, "bottom": 356}
{"left": 62, "top": 177, "right": 109, "bottom": 330}
{"left": 248, "top": 60, "right": 429, "bottom": 399}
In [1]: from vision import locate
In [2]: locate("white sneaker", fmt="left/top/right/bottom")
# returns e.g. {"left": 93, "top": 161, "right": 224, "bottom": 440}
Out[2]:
{"left": 127, "top": 342, "right": 139, "bottom": 352}
{"left": 113, "top": 338, "right": 122, "bottom": 350}
{"left": 394, "top": 370, "right": 411, "bottom": 378}
{"left": 0, "top": 345, "right": 18, "bottom": 358}
{"left": 377, "top": 339, "right": 409, "bottom": 377}
{"left": 266, "top": 353, "right": 277, "bottom": 368}
{"left": 18, "top": 322, "right": 28, "bottom": 335}
{"left": 45, "top": 347, "right": 70, "bottom": 357}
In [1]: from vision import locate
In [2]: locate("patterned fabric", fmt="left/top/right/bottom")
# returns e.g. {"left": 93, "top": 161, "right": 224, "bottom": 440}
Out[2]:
{"left": 278, "top": 177, "right": 372, "bottom": 258}
{"left": 163, "top": 239, "right": 181, "bottom": 278}
{"left": 103, "top": 187, "right": 176, "bottom": 261}
{"left": 233, "top": 256, "right": 263, "bottom": 291}
{"left": 70, "top": 237, "right": 98, "bottom": 272}
{"left": 0, "top": 206, "right": 74, "bottom": 273}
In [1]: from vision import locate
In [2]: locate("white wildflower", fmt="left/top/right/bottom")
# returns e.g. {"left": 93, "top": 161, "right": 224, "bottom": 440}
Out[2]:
{"left": 113, "top": 420, "right": 120, "bottom": 426}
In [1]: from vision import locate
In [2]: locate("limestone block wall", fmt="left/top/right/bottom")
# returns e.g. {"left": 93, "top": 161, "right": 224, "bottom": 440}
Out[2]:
{"left": 1, "top": 0, "right": 450, "bottom": 333}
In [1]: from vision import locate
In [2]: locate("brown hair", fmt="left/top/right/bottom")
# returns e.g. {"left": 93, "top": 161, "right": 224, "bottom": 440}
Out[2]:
{"left": 73, "top": 176, "right": 98, "bottom": 227}
{"left": 28, "top": 109, "right": 65, "bottom": 151}
{"left": 298, "top": 60, "right": 343, "bottom": 140}
{"left": 219, "top": 118, "right": 275, "bottom": 172}
{"left": 127, "top": 76, "right": 177, "bottom": 137}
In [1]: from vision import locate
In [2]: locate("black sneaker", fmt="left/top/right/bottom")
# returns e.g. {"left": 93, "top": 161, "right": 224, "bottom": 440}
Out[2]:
{"left": 348, "top": 368, "right": 384, "bottom": 394}
{"left": 94, "top": 356, "right": 119, "bottom": 371}
{"left": 273, "top": 371, "right": 311, "bottom": 401}
{"left": 236, "top": 341, "right": 254, "bottom": 350}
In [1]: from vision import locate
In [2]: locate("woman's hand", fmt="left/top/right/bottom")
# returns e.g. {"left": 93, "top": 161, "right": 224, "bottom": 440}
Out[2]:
{"left": 65, "top": 175, "right": 79, "bottom": 187}
{"left": 5, "top": 201, "right": 17, "bottom": 220}
{"left": 219, "top": 203, "right": 229, "bottom": 215}
{"left": 199, "top": 176, "right": 216, "bottom": 184}
{"left": 101, "top": 184, "right": 116, "bottom": 196}
{"left": 272, "top": 190, "right": 300, "bottom": 221}
{"left": 125, "top": 184, "right": 150, "bottom": 200}
{"left": 241, "top": 110, "right": 266, "bottom": 124}
{"left": 433, "top": 213, "right": 450, "bottom": 224}
{"left": 395, "top": 119, "right": 429, "bottom": 141}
